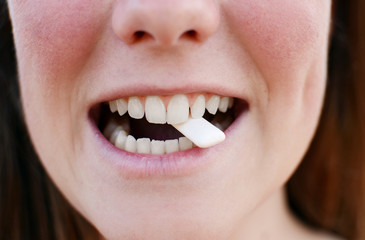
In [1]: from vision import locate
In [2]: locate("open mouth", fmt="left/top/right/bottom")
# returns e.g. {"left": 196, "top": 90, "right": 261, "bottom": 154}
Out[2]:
{"left": 91, "top": 93, "right": 248, "bottom": 155}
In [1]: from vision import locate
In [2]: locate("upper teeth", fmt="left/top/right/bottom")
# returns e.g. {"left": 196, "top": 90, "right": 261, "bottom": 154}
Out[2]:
{"left": 109, "top": 94, "right": 234, "bottom": 125}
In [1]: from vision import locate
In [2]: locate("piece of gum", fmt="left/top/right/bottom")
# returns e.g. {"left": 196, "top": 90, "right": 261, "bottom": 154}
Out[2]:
{"left": 172, "top": 117, "right": 225, "bottom": 148}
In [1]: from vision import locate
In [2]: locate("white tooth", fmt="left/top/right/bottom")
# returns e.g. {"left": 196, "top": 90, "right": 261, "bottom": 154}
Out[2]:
{"left": 125, "top": 135, "right": 137, "bottom": 153}
{"left": 173, "top": 117, "right": 225, "bottom": 148}
{"left": 128, "top": 97, "right": 144, "bottom": 119}
{"left": 109, "top": 100, "right": 118, "bottom": 113}
{"left": 145, "top": 96, "right": 166, "bottom": 124}
{"left": 137, "top": 138, "right": 151, "bottom": 154}
{"left": 116, "top": 99, "right": 128, "bottom": 116}
{"left": 110, "top": 126, "right": 124, "bottom": 145}
{"left": 206, "top": 95, "right": 220, "bottom": 115}
{"left": 165, "top": 139, "right": 179, "bottom": 154}
{"left": 115, "top": 131, "right": 127, "bottom": 149}
{"left": 179, "top": 137, "right": 193, "bottom": 151}
{"left": 167, "top": 94, "right": 189, "bottom": 124}
{"left": 191, "top": 95, "right": 205, "bottom": 119}
{"left": 103, "top": 120, "right": 119, "bottom": 139}
{"left": 218, "top": 97, "right": 229, "bottom": 113}
{"left": 228, "top": 97, "right": 234, "bottom": 108}
{"left": 151, "top": 140, "right": 165, "bottom": 155}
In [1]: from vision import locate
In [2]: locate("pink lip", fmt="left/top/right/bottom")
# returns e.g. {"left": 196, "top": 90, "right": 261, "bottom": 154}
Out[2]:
{"left": 88, "top": 82, "right": 247, "bottom": 109}
{"left": 87, "top": 100, "right": 248, "bottom": 179}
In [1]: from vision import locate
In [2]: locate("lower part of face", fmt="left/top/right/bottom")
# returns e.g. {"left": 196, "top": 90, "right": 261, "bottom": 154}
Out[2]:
{"left": 8, "top": 0, "right": 331, "bottom": 239}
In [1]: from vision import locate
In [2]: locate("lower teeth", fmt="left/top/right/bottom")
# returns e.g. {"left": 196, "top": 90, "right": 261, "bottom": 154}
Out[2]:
{"left": 104, "top": 121, "right": 194, "bottom": 154}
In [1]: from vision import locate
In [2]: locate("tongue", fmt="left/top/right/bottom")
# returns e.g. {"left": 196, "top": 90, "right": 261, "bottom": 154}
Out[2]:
{"left": 129, "top": 117, "right": 183, "bottom": 140}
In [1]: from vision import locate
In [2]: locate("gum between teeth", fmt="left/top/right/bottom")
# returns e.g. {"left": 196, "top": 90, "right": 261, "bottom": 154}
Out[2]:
{"left": 106, "top": 94, "right": 234, "bottom": 155}
{"left": 109, "top": 94, "right": 234, "bottom": 125}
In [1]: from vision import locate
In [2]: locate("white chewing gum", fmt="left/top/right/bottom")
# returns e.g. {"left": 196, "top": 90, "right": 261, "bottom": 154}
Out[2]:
{"left": 172, "top": 117, "right": 226, "bottom": 148}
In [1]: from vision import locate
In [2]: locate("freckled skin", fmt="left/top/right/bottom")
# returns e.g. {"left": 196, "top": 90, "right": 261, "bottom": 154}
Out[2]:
{"left": 8, "top": 0, "right": 331, "bottom": 239}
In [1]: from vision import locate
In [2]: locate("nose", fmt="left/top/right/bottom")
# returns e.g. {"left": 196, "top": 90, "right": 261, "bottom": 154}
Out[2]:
{"left": 112, "top": 0, "right": 220, "bottom": 46}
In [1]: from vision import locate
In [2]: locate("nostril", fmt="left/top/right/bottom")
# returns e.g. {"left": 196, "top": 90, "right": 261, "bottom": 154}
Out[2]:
{"left": 184, "top": 30, "right": 198, "bottom": 39}
{"left": 135, "top": 31, "right": 145, "bottom": 39}
{"left": 132, "top": 31, "right": 154, "bottom": 43}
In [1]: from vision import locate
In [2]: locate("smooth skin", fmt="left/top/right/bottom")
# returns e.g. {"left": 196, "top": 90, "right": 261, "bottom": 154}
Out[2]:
{"left": 8, "top": 0, "right": 335, "bottom": 239}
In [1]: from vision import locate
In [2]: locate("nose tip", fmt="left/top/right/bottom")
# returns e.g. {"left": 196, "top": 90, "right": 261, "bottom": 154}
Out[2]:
{"left": 112, "top": 0, "right": 220, "bottom": 46}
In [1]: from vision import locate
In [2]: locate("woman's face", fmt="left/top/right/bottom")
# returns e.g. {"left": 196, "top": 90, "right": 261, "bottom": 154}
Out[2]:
{"left": 8, "top": 0, "right": 331, "bottom": 239}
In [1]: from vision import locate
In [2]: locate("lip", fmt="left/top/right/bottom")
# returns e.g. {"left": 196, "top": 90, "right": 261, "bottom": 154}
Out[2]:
{"left": 87, "top": 97, "right": 248, "bottom": 179}
{"left": 87, "top": 82, "right": 248, "bottom": 109}
{"left": 86, "top": 82, "right": 249, "bottom": 179}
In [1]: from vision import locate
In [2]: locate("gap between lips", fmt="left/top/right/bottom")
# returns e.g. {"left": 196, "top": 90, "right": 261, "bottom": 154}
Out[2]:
{"left": 95, "top": 93, "right": 242, "bottom": 155}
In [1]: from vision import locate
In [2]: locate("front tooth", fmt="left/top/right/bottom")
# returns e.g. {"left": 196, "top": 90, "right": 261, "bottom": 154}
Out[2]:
{"left": 145, "top": 96, "right": 166, "bottom": 124}
{"left": 128, "top": 97, "right": 144, "bottom": 119}
{"left": 117, "top": 99, "right": 128, "bottom": 116}
{"left": 125, "top": 135, "right": 137, "bottom": 153}
{"left": 115, "top": 130, "right": 127, "bottom": 149}
{"left": 218, "top": 97, "right": 229, "bottom": 113}
{"left": 206, "top": 95, "right": 220, "bottom": 114}
{"left": 191, "top": 95, "right": 205, "bottom": 119}
{"left": 137, "top": 138, "right": 151, "bottom": 154}
{"left": 165, "top": 139, "right": 179, "bottom": 154}
{"left": 151, "top": 140, "right": 165, "bottom": 155}
{"left": 179, "top": 137, "right": 193, "bottom": 151}
{"left": 109, "top": 100, "right": 118, "bottom": 113}
{"left": 167, "top": 94, "right": 189, "bottom": 124}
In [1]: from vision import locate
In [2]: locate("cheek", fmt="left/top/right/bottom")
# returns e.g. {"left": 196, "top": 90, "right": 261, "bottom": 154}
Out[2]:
{"left": 8, "top": 0, "right": 109, "bottom": 171}
{"left": 11, "top": 0, "right": 106, "bottom": 78}
{"left": 9, "top": 0, "right": 109, "bottom": 136}
{"left": 224, "top": 0, "right": 330, "bottom": 109}
{"left": 224, "top": 0, "right": 330, "bottom": 172}
{"left": 225, "top": 0, "right": 328, "bottom": 66}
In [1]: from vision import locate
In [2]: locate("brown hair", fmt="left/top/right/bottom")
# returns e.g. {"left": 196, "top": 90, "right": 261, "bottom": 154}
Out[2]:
{"left": 0, "top": 0, "right": 364, "bottom": 239}
{"left": 287, "top": 0, "right": 365, "bottom": 239}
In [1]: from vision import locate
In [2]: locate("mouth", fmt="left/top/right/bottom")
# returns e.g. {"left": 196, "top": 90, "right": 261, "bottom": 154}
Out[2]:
{"left": 90, "top": 93, "right": 248, "bottom": 155}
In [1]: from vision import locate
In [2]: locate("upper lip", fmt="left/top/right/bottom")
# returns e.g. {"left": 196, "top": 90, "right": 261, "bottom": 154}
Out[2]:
{"left": 88, "top": 82, "right": 249, "bottom": 109}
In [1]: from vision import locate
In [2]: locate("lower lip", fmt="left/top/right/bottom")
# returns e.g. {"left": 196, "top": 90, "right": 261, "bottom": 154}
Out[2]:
{"left": 89, "top": 104, "right": 248, "bottom": 179}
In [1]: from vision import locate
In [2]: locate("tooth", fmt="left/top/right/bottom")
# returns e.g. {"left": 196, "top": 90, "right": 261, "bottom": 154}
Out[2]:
{"left": 125, "top": 135, "right": 137, "bottom": 153}
{"left": 109, "top": 100, "right": 118, "bottom": 113}
{"left": 179, "top": 137, "right": 193, "bottom": 151}
{"left": 172, "top": 117, "right": 225, "bottom": 148}
{"left": 218, "top": 97, "right": 229, "bottom": 113}
{"left": 137, "top": 138, "right": 151, "bottom": 154}
{"left": 103, "top": 120, "right": 119, "bottom": 139}
{"left": 191, "top": 95, "right": 205, "bottom": 119}
{"left": 165, "top": 139, "right": 179, "bottom": 154}
{"left": 128, "top": 97, "right": 144, "bottom": 119}
{"left": 115, "top": 130, "right": 127, "bottom": 149}
{"left": 151, "top": 140, "right": 165, "bottom": 155}
{"left": 110, "top": 126, "right": 124, "bottom": 145}
{"left": 228, "top": 97, "right": 234, "bottom": 108}
{"left": 145, "top": 96, "right": 166, "bottom": 124}
{"left": 167, "top": 94, "right": 189, "bottom": 124}
{"left": 206, "top": 95, "right": 220, "bottom": 115}
{"left": 116, "top": 99, "right": 128, "bottom": 116}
